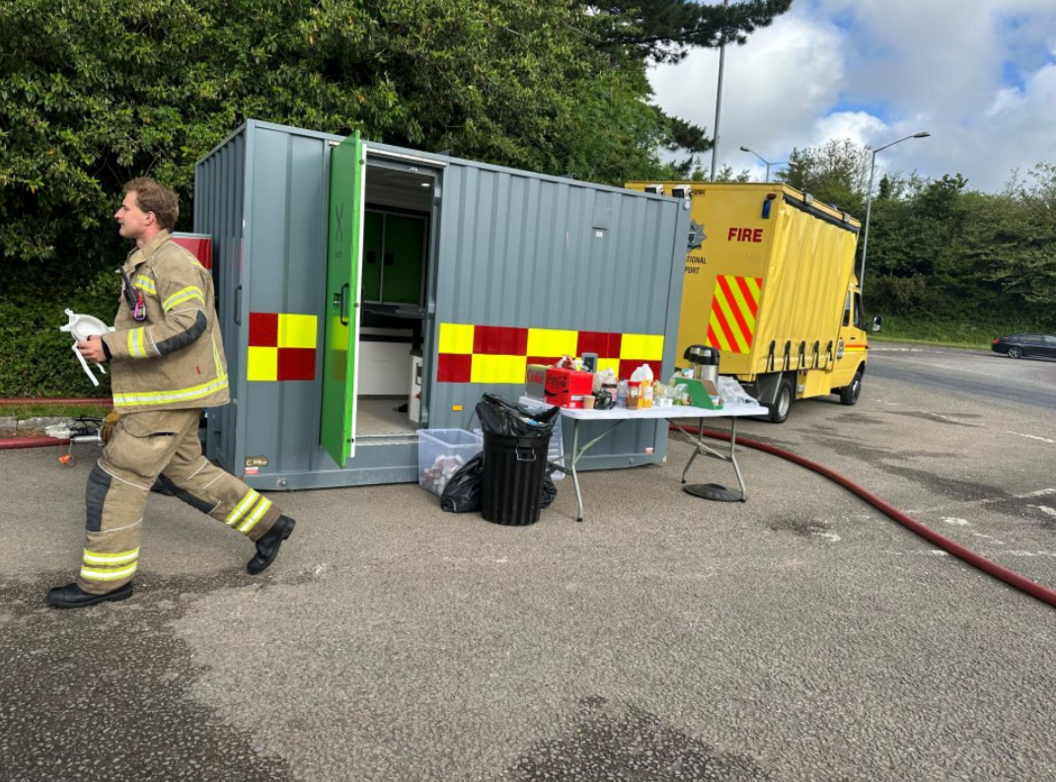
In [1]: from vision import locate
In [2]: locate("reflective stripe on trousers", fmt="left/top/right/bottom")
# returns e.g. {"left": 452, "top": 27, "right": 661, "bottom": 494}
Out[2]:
{"left": 78, "top": 409, "right": 283, "bottom": 595}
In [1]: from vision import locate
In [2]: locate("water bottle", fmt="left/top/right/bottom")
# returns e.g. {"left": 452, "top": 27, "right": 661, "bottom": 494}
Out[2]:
{"left": 615, "top": 379, "right": 628, "bottom": 408}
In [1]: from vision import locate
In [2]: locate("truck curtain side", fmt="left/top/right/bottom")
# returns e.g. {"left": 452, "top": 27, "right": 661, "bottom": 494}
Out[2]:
{"left": 625, "top": 182, "right": 868, "bottom": 422}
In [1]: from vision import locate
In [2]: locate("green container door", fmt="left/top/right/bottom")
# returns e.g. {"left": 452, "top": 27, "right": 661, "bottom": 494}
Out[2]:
{"left": 382, "top": 214, "right": 424, "bottom": 305}
{"left": 361, "top": 210, "right": 425, "bottom": 306}
{"left": 320, "top": 132, "right": 365, "bottom": 468}
{"left": 362, "top": 211, "right": 383, "bottom": 302}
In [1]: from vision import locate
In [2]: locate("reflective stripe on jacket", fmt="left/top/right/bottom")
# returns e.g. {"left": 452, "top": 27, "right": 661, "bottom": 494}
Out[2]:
{"left": 101, "top": 231, "right": 231, "bottom": 413}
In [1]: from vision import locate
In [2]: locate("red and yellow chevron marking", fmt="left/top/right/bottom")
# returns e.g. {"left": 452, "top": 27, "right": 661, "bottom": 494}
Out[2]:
{"left": 247, "top": 312, "right": 317, "bottom": 381}
{"left": 437, "top": 323, "right": 664, "bottom": 384}
{"left": 706, "top": 275, "right": 762, "bottom": 355}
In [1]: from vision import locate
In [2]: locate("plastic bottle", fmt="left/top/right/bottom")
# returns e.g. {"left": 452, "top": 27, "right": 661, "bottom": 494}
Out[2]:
{"left": 615, "top": 379, "right": 628, "bottom": 408}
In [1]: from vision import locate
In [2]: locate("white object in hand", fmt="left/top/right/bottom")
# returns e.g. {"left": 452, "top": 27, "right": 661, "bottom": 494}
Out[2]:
{"left": 60, "top": 309, "right": 114, "bottom": 387}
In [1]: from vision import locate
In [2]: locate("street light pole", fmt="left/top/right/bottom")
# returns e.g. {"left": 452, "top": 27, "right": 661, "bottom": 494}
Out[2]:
{"left": 709, "top": 0, "right": 729, "bottom": 181}
{"left": 739, "top": 146, "right": 787, "bottom": 182}
{"left": 858, "top": 131, "right": 931, "bottom": 292}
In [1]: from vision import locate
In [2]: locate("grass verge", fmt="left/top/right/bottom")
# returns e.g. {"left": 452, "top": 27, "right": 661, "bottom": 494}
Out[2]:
{"left": 0, "top": 403, "right": 110, "bottom": 422}
{"left": 866, "top": 314, "right": 1047, "bottom": 350}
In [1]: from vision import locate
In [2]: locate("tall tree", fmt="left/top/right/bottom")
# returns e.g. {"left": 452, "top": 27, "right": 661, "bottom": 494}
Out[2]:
{"left": 961, "top": 164, "right": 1056, "bottom": 314}
{"left": 0, "top": 0, "right": 667, "bottom": 394}
{"left": 0, "top": 0, "right": 663, "bottom": 271}
{"left": 777, "top": 138, "right": 871, "bottom": 216}
{"left": 586, "top": 0, "right": 793, "bottom": 171}
{"left": 593, "top": 0, "right": 793, "bottom": 64}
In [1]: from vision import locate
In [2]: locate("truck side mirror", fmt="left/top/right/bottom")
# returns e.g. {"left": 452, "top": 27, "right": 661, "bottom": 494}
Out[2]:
{"left": 871, "top": 315, "right": 883, "bottom": 333}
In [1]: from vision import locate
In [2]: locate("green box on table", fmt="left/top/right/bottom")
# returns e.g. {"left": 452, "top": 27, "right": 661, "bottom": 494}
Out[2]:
{"left": 673, "top": 377, "right": 723, "bottom": 409}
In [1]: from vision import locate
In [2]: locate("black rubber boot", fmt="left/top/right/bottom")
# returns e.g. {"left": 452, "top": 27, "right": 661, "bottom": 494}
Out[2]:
{"left": 247, "top": 515, "right": 296, "bottom": 575}
{"left": 47, "top": 582, "right": 134, "bottom": 609}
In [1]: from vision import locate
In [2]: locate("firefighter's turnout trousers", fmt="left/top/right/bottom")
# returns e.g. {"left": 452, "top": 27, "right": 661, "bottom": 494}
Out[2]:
{"left": 79, "top": 409, "right": 282, "bottom": 594}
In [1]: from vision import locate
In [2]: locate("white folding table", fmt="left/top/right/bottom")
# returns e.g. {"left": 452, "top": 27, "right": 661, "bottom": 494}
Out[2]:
{"left": 522, "top": 398, "right": 768, "bottom": 522}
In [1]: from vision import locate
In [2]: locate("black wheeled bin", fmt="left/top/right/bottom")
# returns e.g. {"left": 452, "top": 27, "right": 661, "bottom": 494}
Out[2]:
{"left": 476, "top": 394, "right": 558, "bottom": 526}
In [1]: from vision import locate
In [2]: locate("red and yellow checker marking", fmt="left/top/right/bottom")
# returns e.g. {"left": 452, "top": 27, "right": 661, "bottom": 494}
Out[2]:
{"left": 706, "top": 275, "right": 762, "bottom": 354}
{"left": 247, "top": 312, "right": 318, "bottom": 381}
{"left": 437, "top": 323, "right": 664, "bottom": 384}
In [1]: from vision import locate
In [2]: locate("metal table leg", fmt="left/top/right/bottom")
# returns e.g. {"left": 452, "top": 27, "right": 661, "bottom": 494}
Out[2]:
{"left": 675, "top": 416, "right": 748, "bottom": 503}
{"left": 570, "top": 419, "right": 584, "bottom": 522}
{"left": 549, "top": 417, "right": 626, "bottom": 522}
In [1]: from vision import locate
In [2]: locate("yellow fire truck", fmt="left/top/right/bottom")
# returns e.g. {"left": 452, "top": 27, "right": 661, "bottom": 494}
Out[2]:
{"left": 625, "top": 181, "right": 870, "bottom": 423}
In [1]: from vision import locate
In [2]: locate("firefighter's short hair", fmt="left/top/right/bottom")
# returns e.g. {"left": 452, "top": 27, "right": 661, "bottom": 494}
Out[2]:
{"left": 124, "top": 177, "right": 179, "bottom": 230}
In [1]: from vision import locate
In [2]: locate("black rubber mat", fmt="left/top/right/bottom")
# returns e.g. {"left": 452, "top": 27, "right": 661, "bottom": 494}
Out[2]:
{"left": 683, "top": 483, "right": 744, "bottom": 502}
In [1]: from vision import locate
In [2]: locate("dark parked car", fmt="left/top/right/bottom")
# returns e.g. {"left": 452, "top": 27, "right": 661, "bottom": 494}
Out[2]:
{"left": 992, "top": 332, "right": 1056, "bottom": 359}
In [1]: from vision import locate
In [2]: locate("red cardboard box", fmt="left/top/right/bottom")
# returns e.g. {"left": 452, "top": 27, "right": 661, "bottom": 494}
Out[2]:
{"left": 544, "top": 367, "right": 594, "bottom": 409}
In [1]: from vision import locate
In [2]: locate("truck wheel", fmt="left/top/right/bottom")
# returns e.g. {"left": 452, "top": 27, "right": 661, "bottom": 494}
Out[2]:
{"left": 767, "top": 378, "right": 793, "bottom": 423}
{"left": 839, "top": 370, "right": 863, "bottom": 406}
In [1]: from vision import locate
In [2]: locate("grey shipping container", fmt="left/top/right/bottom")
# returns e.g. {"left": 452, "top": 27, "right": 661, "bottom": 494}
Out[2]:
{"left": 193, "top": 120, "right": 688, "bottom": 490}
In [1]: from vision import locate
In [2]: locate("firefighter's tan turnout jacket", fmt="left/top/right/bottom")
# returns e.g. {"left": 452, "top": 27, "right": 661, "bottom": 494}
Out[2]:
{"left": 100, "top": 230, "right": 230, "bottom": 413}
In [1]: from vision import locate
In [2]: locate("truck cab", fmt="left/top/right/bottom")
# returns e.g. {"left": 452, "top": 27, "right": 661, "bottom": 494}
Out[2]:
{"left": 831, "top": 279, "right": 868, "bottom": 406}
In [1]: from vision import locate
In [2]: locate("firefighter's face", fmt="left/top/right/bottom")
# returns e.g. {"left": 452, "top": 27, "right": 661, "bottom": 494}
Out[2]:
{"left": 115, "top": 192, "right": 154, "bottom": 241}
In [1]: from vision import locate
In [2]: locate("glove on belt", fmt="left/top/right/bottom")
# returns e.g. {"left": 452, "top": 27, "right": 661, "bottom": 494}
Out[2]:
{"left": 100, "top": 411, "right": 121, "bottom": 444}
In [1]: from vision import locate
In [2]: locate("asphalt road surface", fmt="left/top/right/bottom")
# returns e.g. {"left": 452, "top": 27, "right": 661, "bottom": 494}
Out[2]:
{"left": 868, "top": 341, "right": 1056, "bottom": 411}
{"left": 2, "top": 348, "right": 1055, "bottom": 781}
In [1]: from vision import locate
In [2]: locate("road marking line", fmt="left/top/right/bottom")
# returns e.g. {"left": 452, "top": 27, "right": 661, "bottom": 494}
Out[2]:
{"left": 971, "top": 533, "right": 1006, "bottom": 544}
{"left": 907, "top": 488, "right": 1056, "bottom": 514}
{"left": 811, "top": 531, "right": 841, "bottom": 542}
{"left": 1007, "top": 431, "right": 1056, "bottom": 443}
{"left": 1003, "top": 551, "right": 1056, "bottom": 558}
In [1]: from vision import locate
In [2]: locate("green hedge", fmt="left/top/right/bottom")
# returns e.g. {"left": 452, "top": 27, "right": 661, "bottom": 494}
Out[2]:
{"left": 870, "top": 313, "right": 1056, "bottom": 350}
{"left": 1, "top": 267, "right": 119, "bottom": 398}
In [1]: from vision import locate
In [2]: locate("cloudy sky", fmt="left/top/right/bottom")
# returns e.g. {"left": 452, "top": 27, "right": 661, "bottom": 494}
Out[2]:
{"left": 649, "top": 0, "right": 1056, "bottom": 193}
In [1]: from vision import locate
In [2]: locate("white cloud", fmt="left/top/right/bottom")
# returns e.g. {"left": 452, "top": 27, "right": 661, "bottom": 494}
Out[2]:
{"left": 648, "top": 0, "right": 1056, "bottom": 193}
{"left": 812, "top": 112, "right": 886, "bottom": 148}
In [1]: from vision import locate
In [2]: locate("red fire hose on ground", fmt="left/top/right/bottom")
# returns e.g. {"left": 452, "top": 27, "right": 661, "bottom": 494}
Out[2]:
{"left": 0, "top": 398, "right": 106, "bottom": 452}
{"left": 677, "top": 424, "right": 1056, "bottom": 610}
{"left": 1, "top": 410, "right": 1051, "bottom": 608}
{"left": 0, "top": 436, "right": 74, "bottom": 450}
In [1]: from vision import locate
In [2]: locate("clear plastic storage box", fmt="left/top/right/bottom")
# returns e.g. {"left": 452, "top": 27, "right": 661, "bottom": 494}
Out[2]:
{"left": 418, "top": 429, "right": 484, "bottom": 496}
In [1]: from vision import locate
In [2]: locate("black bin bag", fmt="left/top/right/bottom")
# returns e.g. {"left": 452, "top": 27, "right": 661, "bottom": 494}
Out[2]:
{"left": 440, "top": 453, "right": 485, "bottom": 513}
{"left": 475, "top": 394, "right": 558, "bottom": 526}
{"left": 540, "top": 474, "right": 557, "bottom": 509}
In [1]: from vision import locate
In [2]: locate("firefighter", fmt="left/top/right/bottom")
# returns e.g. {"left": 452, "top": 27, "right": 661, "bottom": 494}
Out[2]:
{"left": 47, "top": 178, "right": 296, "bottom": 608}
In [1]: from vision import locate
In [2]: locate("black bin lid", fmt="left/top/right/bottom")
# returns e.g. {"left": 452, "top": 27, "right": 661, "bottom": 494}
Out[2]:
{"left": 683, "top": 344, "right": 720, "bottom": 365}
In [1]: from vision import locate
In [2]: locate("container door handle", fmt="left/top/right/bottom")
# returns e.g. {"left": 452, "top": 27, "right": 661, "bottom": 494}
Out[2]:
{"left": 333, "top": 283, "right": 350, "bottom": 326}
{"left": 234, "top": 285, "right": 242, "bottom": 326}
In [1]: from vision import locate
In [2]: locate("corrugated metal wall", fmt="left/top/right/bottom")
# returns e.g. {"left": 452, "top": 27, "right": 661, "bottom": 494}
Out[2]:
{"left": 194, "top": 126, "right": 245, "bottom": 470}
{"left": 423, "top": 162, "right": 687, "bottom": 468}
{"left": 195, "top": 122, "right": 687, "bottom": 489}
{"left": 196, "top": 122, "right": 338, "bottom": 482}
